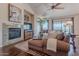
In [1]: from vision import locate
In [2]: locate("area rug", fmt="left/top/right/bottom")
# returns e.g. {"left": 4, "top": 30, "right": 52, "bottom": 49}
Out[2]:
{"left": 14, "top": 39, "right": 32, "bottom": 52}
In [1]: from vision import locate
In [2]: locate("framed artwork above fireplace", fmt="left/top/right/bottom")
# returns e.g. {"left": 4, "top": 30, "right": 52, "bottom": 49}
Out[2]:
{"left": 8, "top": 4, "right": 22, "bottom": 23}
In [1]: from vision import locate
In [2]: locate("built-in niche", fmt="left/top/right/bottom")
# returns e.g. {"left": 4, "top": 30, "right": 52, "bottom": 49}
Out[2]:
{"left": 24, "top": 23, "right": 32, "bottom": 31}
{"left": 24, "top": 10, "right": 30, "bottom": 22}
{"left": 24, "top": 10, "right": 34, "bottom": 23}
{"left": 23, "top": 10, "right": 34, "bottom": 40}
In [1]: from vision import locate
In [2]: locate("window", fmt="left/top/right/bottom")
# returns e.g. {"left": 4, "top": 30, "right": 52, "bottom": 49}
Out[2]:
{"left": 52, "top": 20, "right": 73, "bottom": 34}
{"left": 53, "top": 21, "right": 62, "bottom": 31}
{"left": 42, "top": 20, "right": 48, "bottom": 30}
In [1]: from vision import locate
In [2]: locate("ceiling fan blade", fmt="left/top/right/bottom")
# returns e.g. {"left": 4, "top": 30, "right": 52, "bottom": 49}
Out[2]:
{"left": 55, "top": 3, "right": 61, "bottom": 6}
{"left": 51, "top": 3, "right": 61, "bottom": 9}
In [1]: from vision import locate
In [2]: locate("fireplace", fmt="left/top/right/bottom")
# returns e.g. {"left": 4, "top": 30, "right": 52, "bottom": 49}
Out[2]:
{"left": 9, "top": 28, "right": 21, "bottom": 40}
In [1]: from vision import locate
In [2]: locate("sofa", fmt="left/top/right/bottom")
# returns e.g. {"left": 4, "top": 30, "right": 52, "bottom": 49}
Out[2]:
{"left": 28, "top": 39, "right": 69, "bottom": 56}
{"left": 28, "top": 31, "right": 69, "bottom": 56}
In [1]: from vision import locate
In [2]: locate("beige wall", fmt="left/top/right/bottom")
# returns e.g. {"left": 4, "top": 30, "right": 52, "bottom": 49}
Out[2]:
{"left": 74, "top": 15, "right": 79, "bottom": 35}
{"left": 0, "top": 3, "right": 34, "bottom": 47}
{"left": 0, "top": 24, "right": 2, "bottom": 47}
{"left": 0, "top": 4, "right": 8, "bottom": 47}
{"left": 74, "top": 15, "right": 79, "bottom": 49}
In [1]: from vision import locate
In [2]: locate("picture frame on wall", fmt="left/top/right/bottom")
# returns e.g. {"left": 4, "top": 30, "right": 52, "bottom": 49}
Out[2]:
{"left": 8, "top": 4, "right": 22, "bottom": 23}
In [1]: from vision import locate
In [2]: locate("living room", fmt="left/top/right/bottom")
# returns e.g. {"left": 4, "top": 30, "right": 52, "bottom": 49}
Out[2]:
{"left": 0, "top": 3, "right": 79, "bottom": 56}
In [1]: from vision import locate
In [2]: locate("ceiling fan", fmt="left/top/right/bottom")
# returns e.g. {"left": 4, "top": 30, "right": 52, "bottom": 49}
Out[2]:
{"left": 49, "top": 3, "right": 64, "bottom": 10}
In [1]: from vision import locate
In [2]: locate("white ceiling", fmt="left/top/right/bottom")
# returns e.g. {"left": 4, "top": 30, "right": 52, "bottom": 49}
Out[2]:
{"left": 28, "top": 3, "right": 79, "bottom": 19}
